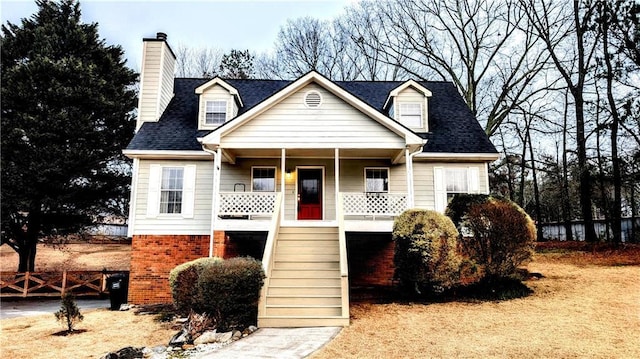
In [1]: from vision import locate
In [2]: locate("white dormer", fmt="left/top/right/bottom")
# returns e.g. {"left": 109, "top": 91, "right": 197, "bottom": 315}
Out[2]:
{"left": 195, "top": 78, "right": 244, "bottom": 130}
{"left": 384, "top": 80, "right": 432, "bottom": 132}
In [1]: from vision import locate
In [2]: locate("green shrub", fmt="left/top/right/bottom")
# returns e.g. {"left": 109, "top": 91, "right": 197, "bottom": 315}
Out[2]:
{"left": 169, "top": 256, "right": 265, "bottom": 331}
{"left": 393, "top": 209, "right": 462, "bottom": 295}
{"left": 197, "top": 257, "right": 265, "bottom": 330}
{"left": 447, "top": 195, "right": 536, "bottom": 280}
{"left": 169, "top": 257, "right": 223, "bottom": 315}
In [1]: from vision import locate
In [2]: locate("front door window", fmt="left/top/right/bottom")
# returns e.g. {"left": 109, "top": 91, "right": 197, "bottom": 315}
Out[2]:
{"left": 297, "top": 168, "right": 323, "bottom": 220}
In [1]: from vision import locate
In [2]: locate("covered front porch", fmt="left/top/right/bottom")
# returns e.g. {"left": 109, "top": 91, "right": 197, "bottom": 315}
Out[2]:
{"left": 209, "top": 147, "right": 418, "bottom": 233}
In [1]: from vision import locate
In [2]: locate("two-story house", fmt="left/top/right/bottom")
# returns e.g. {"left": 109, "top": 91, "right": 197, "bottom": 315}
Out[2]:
{"left": 124, "top": 33, "right": 498, "bottom": 327}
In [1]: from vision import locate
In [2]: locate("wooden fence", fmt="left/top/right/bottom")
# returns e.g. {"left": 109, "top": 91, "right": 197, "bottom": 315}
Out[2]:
{"left": 540, "top": 217, "right": 640, "bottom": 242}
{"left": 0, "top": 270, "right": 127, "bottom": 298}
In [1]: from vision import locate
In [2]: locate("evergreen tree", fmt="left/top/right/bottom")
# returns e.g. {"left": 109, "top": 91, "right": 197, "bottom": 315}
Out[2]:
{"left": 1, "top": 0, "right": 137, "bottom": 271}
{"left": 220, "top": 49, "right": 254, "bottom": 79}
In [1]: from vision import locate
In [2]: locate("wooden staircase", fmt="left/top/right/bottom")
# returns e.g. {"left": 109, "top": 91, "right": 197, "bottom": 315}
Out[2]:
{"left": 258, "top": 226, "right": 349, "bottom": 327}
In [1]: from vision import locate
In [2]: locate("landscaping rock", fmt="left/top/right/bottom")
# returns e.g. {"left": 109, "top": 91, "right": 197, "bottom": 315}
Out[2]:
{"left": 217, "top": 331, "right": 233, "bottom": 343}
{"left": 232, "top": 330, "right": 242, "bottom": 340}
{"left": 168, "top": 328, "right": 191, "bottom": 347}
{"left": 193, "top": 330, "right": 218, "bottom": 345}
{"left": 101, "top": 346, "right": 144, "bottom": 359}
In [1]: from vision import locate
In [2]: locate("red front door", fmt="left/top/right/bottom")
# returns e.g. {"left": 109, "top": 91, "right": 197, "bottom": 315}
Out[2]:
{"left": 297, "top": 168, "right": 323, "bottom": 220}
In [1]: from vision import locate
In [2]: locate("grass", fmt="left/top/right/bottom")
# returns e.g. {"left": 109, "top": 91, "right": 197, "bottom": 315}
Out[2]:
{"left": 311, "top": 243, "right": 640, "bottom": 359}
{"left": 1, "top": 242, "right": 638, "bottom": 358}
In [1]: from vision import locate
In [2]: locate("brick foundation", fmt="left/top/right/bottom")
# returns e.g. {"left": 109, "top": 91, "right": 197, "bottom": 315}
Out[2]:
{"left": 128, "top": 234, "right": 212, "bottom": 304}
{"left": 347, "top": 233, "right": 396, "bottom": 287}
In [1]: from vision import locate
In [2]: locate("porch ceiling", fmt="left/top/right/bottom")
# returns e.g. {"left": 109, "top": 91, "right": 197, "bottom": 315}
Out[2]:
{"left": 221, "top": 148, "right": 402, "bottom": 161}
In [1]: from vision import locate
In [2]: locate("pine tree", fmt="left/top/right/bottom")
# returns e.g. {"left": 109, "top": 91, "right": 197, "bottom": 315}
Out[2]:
{"left": 1, "top": 0, "right": 137, "bottom": 271}
{"left": 54, "top": 292, "right": 84, "bottom": 333}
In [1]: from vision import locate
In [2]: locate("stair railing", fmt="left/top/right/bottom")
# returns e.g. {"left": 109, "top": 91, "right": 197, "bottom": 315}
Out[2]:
{"left": 258, "top": 192, "right": 283, "bottom": 319}
{"left": 337, "top": 193, "right": 350, "bottom": 320}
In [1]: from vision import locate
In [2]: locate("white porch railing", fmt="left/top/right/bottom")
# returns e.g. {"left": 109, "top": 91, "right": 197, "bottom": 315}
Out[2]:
{"left": 218, "top": 192, "right": 278, "bottom": 217}
{"left": 341, "top": 192, "right": 408, "bottom": 218}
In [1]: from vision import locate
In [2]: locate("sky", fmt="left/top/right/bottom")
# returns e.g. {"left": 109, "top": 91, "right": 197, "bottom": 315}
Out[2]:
{"left": 1, "top": 0, "right": 354, "bottom": 70}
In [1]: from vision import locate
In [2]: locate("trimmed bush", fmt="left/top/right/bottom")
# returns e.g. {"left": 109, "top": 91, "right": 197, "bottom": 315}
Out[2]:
{"left": 197, "top": 257, "right": 265, "bottom": 330}
{"left": 446, "top": 195, "right": 536, "bottom": 280}
{"left": 169, "top": 257, "right": 223, "bottom": 314}
{"left": 169, "top": 256, "right": 265, "bottom": 331}
{"left": 393, "top": 209, "right": 462, "bottom": 295}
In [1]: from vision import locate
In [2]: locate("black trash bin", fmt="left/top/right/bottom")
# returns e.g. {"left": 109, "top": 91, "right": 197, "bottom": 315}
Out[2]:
{"left": 106, "top": 272, "right": 129, "bottom": 310}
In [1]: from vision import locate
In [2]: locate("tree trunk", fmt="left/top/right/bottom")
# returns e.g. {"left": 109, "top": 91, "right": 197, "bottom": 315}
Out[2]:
{"left": 528, "top": 127, "right": 544, "bottom": 242}
{"left": 18, "top": 202, "right": 42, "bottom": 272}
{"left": 574, "top": 91, "right": 598, "bottom": 242}
{"left": 562, "top": 91, "right": 574, "bottom": 242}
{"left": 601, "top": 8, "right": 623, "bottom": 245}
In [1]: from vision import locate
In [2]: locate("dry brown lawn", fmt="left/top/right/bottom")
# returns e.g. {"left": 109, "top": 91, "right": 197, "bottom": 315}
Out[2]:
{"left": 0, "top": 241, "right": 131, "bottom": 272}
{"left": 312, "top": 245, "right": 640, "bottom": 359}
{"left": 0, "top": 309, "right": 174, "bottom": 359}
{"left": 1, "top": 242, "right": 638, "bottom": 358}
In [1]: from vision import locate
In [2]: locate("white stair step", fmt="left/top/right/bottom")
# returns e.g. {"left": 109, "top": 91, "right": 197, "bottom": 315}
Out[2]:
{"left": 267, "top": 286, "right": 341, "bottom": 296}
{"left": 265, "top": 305, "right": 342, "bottom": 317}
{"left": 266, "top": 295, "right": 341, "bottom": 306}
{"left": 273, "top": 261, "right": 339, "bottom": 270}
{"left": 276, "top": 246, "right": 339, "bottom": 255}
{"left": 258, "top": 316, "right": 349, "bottom": 327}
{"left": 270, "top": 269, "right": 340, "bottom": 279}
{"left": 274, "top": 254, "right": 339, "bottom": 262}
{"left": 268, "top": 277, "right": 341, "bottom": 286}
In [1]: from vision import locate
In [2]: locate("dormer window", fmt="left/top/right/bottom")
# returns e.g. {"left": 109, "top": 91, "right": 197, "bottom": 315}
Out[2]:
{"left": 399, "top": 103, "right": 422, "bottom": 128}
{"left": 205, "top": 100, "right": 227, "bottom": 124}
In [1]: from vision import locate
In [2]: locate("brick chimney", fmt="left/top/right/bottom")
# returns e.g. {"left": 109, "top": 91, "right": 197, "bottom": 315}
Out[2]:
{"left": 136, "top": 32, "right": 176, "bottom": 131}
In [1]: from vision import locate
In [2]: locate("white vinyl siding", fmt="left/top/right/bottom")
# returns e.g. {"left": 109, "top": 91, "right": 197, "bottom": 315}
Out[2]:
{"left": 133, "top": 160, "right": 212, "bottom": 235}
{"left": 221, "top": 84, "right": 406, "bottom": 149}
{"left": 137, "top": 41, "right": 175, "bottom": 129}
{"left": 413, "top": 162, "right": 487, "bottom": 212}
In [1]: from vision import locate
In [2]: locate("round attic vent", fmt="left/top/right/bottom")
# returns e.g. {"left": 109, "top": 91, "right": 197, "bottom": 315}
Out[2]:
{"left": 304, "top": 91, "right": 322, "bottom": 108}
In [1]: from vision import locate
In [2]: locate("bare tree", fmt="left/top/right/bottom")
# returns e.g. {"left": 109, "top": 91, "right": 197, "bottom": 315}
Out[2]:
{"left": 174, "top": 43, "right": 223, "bottom": 78}
{"left": 521, "top": 0, "right": 600, "bottom": 242}
{"left": 341, "top": 0, "right": 548, "bottom": 135}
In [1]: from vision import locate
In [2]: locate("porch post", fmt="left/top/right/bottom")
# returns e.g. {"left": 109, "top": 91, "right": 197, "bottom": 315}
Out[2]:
{"left": 335, "top": 148, "right": 340, "bottom": 220}
{"left": 405, "top": 148, "right": 415, "bottom": 208}
{"left": 281, "top": 148, "right": 286, "bottom": 220}
{"left": 209, "top": 147, "right": 222, "bottom": 257}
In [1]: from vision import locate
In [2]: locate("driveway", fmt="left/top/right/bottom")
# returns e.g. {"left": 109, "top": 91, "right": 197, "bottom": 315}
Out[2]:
{"left": 0, "top": 298, "right": 110, "bottom": 319}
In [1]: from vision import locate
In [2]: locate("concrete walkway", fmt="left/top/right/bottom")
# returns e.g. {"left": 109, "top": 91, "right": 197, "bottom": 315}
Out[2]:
{"left": 197, "top": 327, "right": 341, "bottom": 359}
{"left": 0, "top": 298, "right": 109, "bottom": 319}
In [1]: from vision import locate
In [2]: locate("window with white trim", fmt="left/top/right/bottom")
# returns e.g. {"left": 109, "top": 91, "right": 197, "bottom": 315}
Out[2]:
{"left": 365, "top": 168, "right": 389, "bottom": 193}
{"left": 445, "top": 168, "right": 468, "bottom": 200}
{"left": 160, "top": 167, "right": 184, "bottom": 214}
{"left": 205, "top": 100, "right": 227, "bottom": 124}
{"left": 434, "top": 166, "right": 480, "bottom": 213}
{"left": 252, "top": 167, "right": 276, "bottom": 192}
{"left": 399, "top": 103, "right": 422, "bottom": 128}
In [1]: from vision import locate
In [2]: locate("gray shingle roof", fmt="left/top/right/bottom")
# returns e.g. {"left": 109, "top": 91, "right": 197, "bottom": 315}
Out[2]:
{"left": 126, "top": 78, "right": 497, "bottom": 154}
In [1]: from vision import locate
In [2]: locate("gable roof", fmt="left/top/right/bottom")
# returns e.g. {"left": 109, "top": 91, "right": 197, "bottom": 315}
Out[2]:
{"left": 125, "top": 76, "right": 497, "bottom": 155}
{"left": 200, "top": 71, "right": 424, "bottom": 149}
{"left": 195, "top": 77, "right": 243, "bottom": 107}
{"left": 383, "top": 80, "right": 432, "bottom": 109}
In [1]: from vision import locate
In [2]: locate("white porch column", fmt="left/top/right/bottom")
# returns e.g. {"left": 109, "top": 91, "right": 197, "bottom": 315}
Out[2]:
{"left": 335, "top": 148, "right": 340, "bottom": 220}
{"left": 281, "top": 148, "right": 286, "bottom": 220}
{"left": 405, "top": 148, "right": 415, "bottom": 208}
{"left": 209, "top": 147, "right": 222, "bottom": 257}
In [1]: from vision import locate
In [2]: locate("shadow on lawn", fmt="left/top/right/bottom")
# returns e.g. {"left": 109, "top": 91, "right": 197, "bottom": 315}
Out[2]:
{"left": 351, "top": 273, "right": 539, "bottom": 305}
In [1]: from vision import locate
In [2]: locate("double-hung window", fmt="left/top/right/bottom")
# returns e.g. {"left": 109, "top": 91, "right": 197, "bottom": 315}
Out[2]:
{"left": 445, "top": 168, "right": 468, "bottom": 200}
{"left": 147, "top": 164, "right": 196, "bottom": 218}
{"left": 252, "top": 167, "right": 276, "bottom": 192}
{"left": 205, "top": 100, "right": 227, "bottom": 125}
{"left": 365, "top": 168, "right": 389, "bottom": 193}
{"left": 160, "top": 167, "right": 184, "bottom": 214}
{"left": 434, "top": 166, "right": 480, "bottom": 213}
{"left": 398, "top": 103, "right": 422, "bottom": 128}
